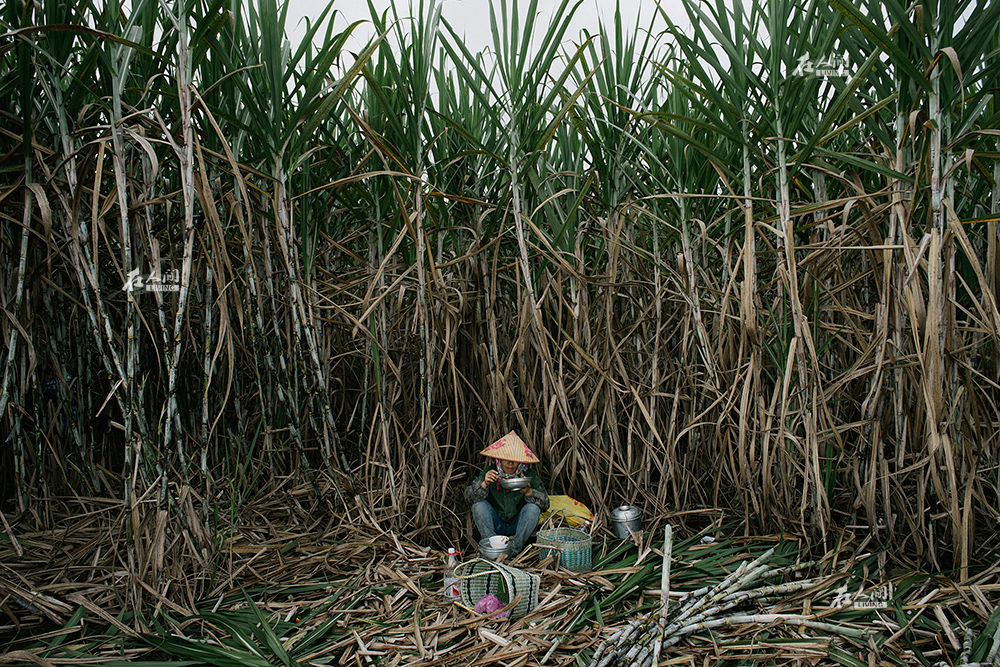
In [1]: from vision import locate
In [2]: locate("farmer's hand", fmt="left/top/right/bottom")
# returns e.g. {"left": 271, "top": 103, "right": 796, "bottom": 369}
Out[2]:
{"left": 482, "top": 470, "right": 499, "bottom": 487}
{"left": 519, "top": 486, "right": 532, "bottom": 495}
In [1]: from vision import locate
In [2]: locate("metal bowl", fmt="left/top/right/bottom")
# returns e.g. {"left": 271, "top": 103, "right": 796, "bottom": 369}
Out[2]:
{"left": 499, "top": 476, "right": 531, "bottom": 491}
{"left": 479, "top": 535, "right": 509, "bottom": 560}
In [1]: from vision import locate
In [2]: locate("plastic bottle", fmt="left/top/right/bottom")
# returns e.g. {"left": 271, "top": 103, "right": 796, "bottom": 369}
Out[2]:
{"left": 444, "top": 548, "right": 460, "bottom": 599}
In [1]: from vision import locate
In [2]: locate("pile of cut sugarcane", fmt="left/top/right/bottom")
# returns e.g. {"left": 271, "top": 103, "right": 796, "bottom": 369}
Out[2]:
{"left": 588, "top": 526, "right": 872, "bottom": 667}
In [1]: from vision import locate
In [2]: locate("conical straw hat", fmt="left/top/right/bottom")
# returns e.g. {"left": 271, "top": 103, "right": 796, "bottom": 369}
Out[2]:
{"left": 479, "top": 431, "right": 539, "bottom": 464}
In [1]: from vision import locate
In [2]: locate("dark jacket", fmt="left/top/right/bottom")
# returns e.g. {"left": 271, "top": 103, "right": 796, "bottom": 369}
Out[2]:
{"left": 464, "top": 466, "right": 549, "bottom": 524}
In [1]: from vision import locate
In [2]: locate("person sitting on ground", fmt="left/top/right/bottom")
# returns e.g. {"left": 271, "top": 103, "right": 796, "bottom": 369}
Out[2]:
{"left": 464, "top": 431, "right": 550, "bottom": 557}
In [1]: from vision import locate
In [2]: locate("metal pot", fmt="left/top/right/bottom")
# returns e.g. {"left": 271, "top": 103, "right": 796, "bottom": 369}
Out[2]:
{"left": 610, "top": 505, "right": 642, "bottom": 539}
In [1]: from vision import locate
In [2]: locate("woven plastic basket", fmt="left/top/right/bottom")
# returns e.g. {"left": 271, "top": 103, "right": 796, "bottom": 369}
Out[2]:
{"left": 454, "top": 558, "right": 540, "bottom": 620}
{"left": 536, "top": 526, "right": 592, "bottom": 572}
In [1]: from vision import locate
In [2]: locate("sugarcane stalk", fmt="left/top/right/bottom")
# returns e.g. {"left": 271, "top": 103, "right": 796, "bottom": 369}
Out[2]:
{"left": 719, "top": 578, "right": 819, "bottom": 603}
{"left": 661, "top": 613, "right": 870, "bottom": 649}
{"left": 136, "top": 128, "right": 184, "bottom": 513}
{"left": 540, "top": 636, "right": 562, "bottom": 664}
{"left": 738, "top": 122, "right": 759, "bottom": 509}
{"left": 62, "top": 125, "right": 145, "bottom": 486}
{"left": 958, "top": 628, "right": 974, "bottom": 665}
{"left": 509, "top": 133, "right": 540, "bottom": 325}
{"left": 260, "top": 174, "right": 308, "bottom": 474}
{"left": 631, "top": 638, "right": 656, "bottom": 667}
{"left": 162, "top": 0, "right": 197, "bottom": 477}
{"left": 776, "top": 109, "right": 827, "bottom": 527}
{"left": 273, "top": 164, "right": 349, "bottom": 500}
{"left": 201, "top": 259, "right": 214, "bottom": 518}
{"left": 929, "top": 22, "right": 943, "bottom": 235}
{"left": 925, "top": 16, "right": 951, "bottom": 552}
{"left": 990, "top": 158, "right": 999, "bottom": 378}
{"left": 0, "top": 4, "right": 37, "bottom": 510}
{"left": 2, "top": 191, "right": 33, "bottom": 511}
{"left": 34, "top": 65, "right": 97, "bottom": 493}
{"left": 651, "top": 524, "right": 672, "bottom": 666}
{"left": 678, "top": 198, "right": 718, "bottom": 391}
{"left": 595, "top": 618, "right": 653, "bottom": 667}
{"left": 887, "top": 92, "right": 913, "bottom": 550}
{"left": 668, "top": 547, "right": 774, "bottom": 627}
{"left": 370, "top": 199, "right": 397, "bottom": 509}
{"left": 602, "top": 632, "right": 649, "bottom": 667}
{"left": 110, "top": 22, "right": 141, "bottom": 508}
{"left": 590, "top": 622, "right": 630, "bottom": 664}
{"left": 667, "top": 578, "right": 819, "bottom": 637}
{"left": 649, "top": 194, "right": 661, "bottom": 491}
{"left": 592, "top": 547, "right": 801, "bottom": 666}
{"left": 621, "top": 630, "right": 654, "bottom": 663}
{"left": 740, "top": 123, "right": 756, "bottom": 334}
{"left": 193, "top": 87, "right": 281, "bottom": 481}
{"left": 103, "top": 11, "right": 159, "bottom": 606}
{"left": 414, "top": 171, "right": 433, "bottom": 522}
{"left": 756, "top": 561, "right": 816, "bottom": 581}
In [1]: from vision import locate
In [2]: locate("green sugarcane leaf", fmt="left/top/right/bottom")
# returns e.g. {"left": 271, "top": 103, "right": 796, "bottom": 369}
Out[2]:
{"left": 970, "top": 603, "right": 1000, "bottom": 661}
{"left": 788, "top": 42, "right": 889, "bottom": 180}
{"left": 828, "top": 0, "right": 929, "bottom": 87}
{"left": 241, "top": 590, "right": 294, "bottom": 666}
{"left": 810, "top": 145, "right": 912, "bottom": 183}
{"left": 42, "top": 604, "right": 86, "bottom": 652}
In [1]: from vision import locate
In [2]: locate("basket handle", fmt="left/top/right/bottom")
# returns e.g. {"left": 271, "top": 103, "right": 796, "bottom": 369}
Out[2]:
{"left": 457, "top": 570, "right": 496, "bottom": 580}
{"left": 454, "top": 558, "right": 519, "bottom": 586}
{"left": 453, "top": 559, "right": 482, "bottom": 579}
{"left": 542, "top": 508, "right": 569, "bottom": 530}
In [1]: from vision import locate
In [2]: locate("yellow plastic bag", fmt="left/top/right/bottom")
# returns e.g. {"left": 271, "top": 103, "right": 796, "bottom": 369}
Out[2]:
{"left": 540, "top": 495, "right": 593, "bottom": 527}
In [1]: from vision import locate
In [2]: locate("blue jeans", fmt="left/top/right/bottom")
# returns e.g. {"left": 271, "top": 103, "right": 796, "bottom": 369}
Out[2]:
{"left": 472, "top": 500, "right": 540, "bottom": 555}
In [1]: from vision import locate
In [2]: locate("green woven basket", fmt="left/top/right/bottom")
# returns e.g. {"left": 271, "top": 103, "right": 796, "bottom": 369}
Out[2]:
{"left": 454, "top": 558, "right": 540, "bottom": 620}
{"left": 536, "top": 526, "right": 592, "bottom": 572}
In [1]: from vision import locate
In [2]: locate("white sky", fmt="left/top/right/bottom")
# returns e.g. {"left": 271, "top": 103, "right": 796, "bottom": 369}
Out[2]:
{"left": 285, "top": 0, "right": 690, "bottom": 58}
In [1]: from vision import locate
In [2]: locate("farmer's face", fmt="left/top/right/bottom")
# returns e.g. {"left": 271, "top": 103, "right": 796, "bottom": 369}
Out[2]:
{"left": 499, "top": 459, "right": 518, "bottom": 474}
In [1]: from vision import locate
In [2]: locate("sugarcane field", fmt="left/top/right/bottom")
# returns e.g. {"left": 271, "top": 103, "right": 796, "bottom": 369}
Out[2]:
{"left": 2, "top": 0, "right": 1000, "bottom": 663}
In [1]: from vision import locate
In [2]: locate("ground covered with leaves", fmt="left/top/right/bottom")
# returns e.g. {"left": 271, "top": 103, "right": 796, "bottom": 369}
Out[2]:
{"left": 2, "top": 496, "right": 999, "bottom": 666}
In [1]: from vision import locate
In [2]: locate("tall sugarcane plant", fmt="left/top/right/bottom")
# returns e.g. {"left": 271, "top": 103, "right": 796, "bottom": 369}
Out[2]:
{"left": 1, "top": 0, "right": 999, "bottom": 606}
